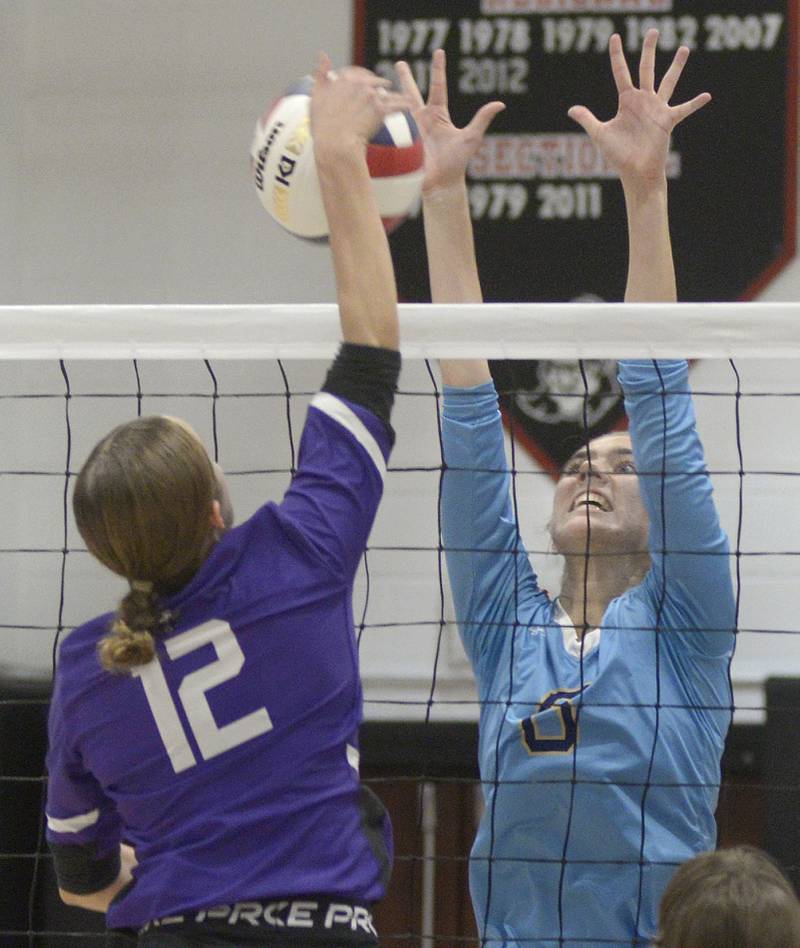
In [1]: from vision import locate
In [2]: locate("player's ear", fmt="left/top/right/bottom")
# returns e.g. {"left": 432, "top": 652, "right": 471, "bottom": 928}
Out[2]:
{"left": 210, "top": 499, "right": 225, "bottom": 531}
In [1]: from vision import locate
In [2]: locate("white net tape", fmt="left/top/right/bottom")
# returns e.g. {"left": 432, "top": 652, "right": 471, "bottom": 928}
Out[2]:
{"left": 0, "top": 302, "right": 799, "bottom": 359}
{"left": 2, "top": 302, "right": 800, "bottom": 944}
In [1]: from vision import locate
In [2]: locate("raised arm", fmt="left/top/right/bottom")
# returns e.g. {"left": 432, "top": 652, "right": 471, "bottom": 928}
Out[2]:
{"left": 570, "top": 32, "right": 732, "bottom": 651}
{"left": 396, "top": 50, "right": 503, "bottom": 385}
{"left": 397, "top": 54, "right": 543, "bottom": 671}
{"left": 568, "top": 29, "right": 710, "bottom": 305}
{"left": 274, "top": 58, "right": 414, "bottom": 578}
{"left": 311, "top": 55, "right": 412, "bottom": 349}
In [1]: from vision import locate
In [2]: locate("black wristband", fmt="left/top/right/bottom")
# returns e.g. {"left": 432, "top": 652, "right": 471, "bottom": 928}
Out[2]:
{"left": 50, "top": 840, "right": 121, "bottom": 895}
{"left": 322, "top": 343, "right": 401, "bottom": 440}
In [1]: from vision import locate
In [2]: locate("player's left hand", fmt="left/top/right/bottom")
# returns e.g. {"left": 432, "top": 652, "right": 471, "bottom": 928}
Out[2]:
{"left": 396, "top": 49, "right": 505, "bottom": 196}
{"left": 568, "top": 29, "right": 711, "bottom": 187}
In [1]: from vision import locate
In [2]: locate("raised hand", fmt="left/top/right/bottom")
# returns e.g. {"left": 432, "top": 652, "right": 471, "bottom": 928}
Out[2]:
{"left": 396, "top": 49, "right": 505, "bottom": 195}
{"left": 568, "top": 29, "right": 710, "bottom": 186}
{"left": 310, "top": 52, "right": 413, "bottom": 155}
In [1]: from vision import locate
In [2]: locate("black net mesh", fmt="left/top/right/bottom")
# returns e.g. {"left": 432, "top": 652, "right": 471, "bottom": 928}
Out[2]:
{"left": 1, "top": 355, "right": 798, "bottom": 947}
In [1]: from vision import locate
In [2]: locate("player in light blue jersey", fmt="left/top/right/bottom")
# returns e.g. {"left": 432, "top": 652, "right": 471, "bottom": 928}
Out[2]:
{"left": 45, "top": 57, "right": 414, "bottom": 946}
{"left": 398, "top": 32, "right": 734, "bottom": 947}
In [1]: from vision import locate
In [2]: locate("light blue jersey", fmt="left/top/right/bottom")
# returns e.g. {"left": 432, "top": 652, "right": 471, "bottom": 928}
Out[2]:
{"left": 442, "top": 360, "right": 735, "bottom": 947}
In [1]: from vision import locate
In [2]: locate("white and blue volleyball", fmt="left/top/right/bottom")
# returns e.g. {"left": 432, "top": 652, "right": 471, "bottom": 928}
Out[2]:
{"left": 250, "top": 75, "right": 424, "bottom": 240}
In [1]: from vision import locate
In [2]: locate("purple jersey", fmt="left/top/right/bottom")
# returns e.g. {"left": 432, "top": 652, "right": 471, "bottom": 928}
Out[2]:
{"left": 46, "top": 393, "right": 393, "bottom": 929}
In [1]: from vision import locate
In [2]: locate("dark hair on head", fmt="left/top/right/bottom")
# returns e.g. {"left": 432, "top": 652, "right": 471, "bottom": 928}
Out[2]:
{"left": 73, "top": 416, "right": 218, "bottom": 673}
{"left": 556, "top": 429, "right": 633, "bottom": 476}
{"left": 559, "top": 432, "right": 591, "bottom": 459}
{"left": 656, "top": 846, "right": 800, "bottom": 948}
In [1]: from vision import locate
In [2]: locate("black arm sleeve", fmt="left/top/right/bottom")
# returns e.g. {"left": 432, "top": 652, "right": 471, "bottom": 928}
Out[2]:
{"left": 49, "top": 840, "right": 121, "bottom": 895}
{"left": 322, "top": 343, "right": 401, "bottom": 442}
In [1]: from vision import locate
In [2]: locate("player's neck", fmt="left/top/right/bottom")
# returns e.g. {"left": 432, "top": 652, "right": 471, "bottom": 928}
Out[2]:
{"left": 558, "top": 554, "right": 648, "bottom": 634}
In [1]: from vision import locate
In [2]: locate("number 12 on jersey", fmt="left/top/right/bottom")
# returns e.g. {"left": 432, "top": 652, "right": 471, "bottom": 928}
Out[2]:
{"left": 132, "top": 620, "right": 273, "bottom": 774}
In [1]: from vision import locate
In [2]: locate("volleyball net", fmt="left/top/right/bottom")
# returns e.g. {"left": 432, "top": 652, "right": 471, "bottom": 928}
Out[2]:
{"left": 2, "top": 301, "right": 800, "bottom": 945}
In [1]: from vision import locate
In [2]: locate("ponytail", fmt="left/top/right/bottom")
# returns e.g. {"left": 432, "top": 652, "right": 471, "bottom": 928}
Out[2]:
{"left": 98, "top": 584, "right": 175, "bottom": 673}
{"left": 73, "top": 415, "right": 220, "bottom": 673}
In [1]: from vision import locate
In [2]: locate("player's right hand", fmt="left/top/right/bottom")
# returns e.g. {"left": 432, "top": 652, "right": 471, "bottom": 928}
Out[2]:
{"left": 396, "top": 49, "right": 504, "bottom": 196}
{"left": 311, "top": 53, "right": 413, "bottom": 156}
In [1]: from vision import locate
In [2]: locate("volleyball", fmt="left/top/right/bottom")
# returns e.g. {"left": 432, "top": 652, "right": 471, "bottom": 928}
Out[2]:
{"left": 250, "top": 75, "right": 424, "bottom": 240}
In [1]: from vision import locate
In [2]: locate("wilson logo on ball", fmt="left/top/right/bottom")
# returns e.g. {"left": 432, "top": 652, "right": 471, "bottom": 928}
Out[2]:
{"left": 251, "top": 75, "right": 424, "bottom": 240}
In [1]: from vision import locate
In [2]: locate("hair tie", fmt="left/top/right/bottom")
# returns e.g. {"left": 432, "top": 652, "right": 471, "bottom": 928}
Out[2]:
{"left": 130, "top": 580, "right": 153, "bottom": 593}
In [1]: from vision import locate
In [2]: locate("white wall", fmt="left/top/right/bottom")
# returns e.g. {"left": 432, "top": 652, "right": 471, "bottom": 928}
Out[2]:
{"left": 1, "top": 1, "right": 799, "bottom": 723}
{"left": 0, "top": 0, "right": 348, "bottom": 304}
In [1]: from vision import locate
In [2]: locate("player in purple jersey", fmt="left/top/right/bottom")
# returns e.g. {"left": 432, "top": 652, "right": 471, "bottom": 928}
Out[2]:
{"left": 45, "top": 56, "right": 412, "bottom": 947}
{"left": 400, "top": 35, "right": 734, "bottom": 946}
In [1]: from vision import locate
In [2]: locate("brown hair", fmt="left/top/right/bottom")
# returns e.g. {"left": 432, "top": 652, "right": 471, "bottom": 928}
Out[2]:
{"left": 73, "top": 416, "right": 219, "bottom": 673}
{"left": 656, "top": 846, "right": 800, "bottom": 948}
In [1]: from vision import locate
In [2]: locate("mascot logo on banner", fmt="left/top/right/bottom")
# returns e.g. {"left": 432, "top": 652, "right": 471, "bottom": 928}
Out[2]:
{"left": 490, "top": 358, "right": 627, "bottom": 478}
{"left": 489, "top": 296, "right": 627, "bottom": 478}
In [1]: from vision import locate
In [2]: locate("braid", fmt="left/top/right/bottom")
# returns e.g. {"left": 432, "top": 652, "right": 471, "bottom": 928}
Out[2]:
{"left": 98, "top": 586, "right": 174, "bottom": 673}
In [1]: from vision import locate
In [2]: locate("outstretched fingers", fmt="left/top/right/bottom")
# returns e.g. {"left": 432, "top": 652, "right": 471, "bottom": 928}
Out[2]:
{"left": 638, "top": 28, "right": 658, "bottom": 92}
{"left": 395, "top": 60, "right": 425, "bottom": 109}
{"left": 608, "top": 33, "right": 633, "bottom": 94}
{"left": 670, "top": 91, "right": 712, "bottom": 125}
{"left": 466, "top": 100, "right": 506, "bottom": 140}
{"left": 567, "top": 105, "right": 603, "bottom": 140}
{"left": 657, "top": 45, "right": 689, "bottom": 102}
{"left": 427, "top": 48, "right": 449, "bottom": 110}
{"left": 397, "top": 48, "right": 449, "bottom": 113}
